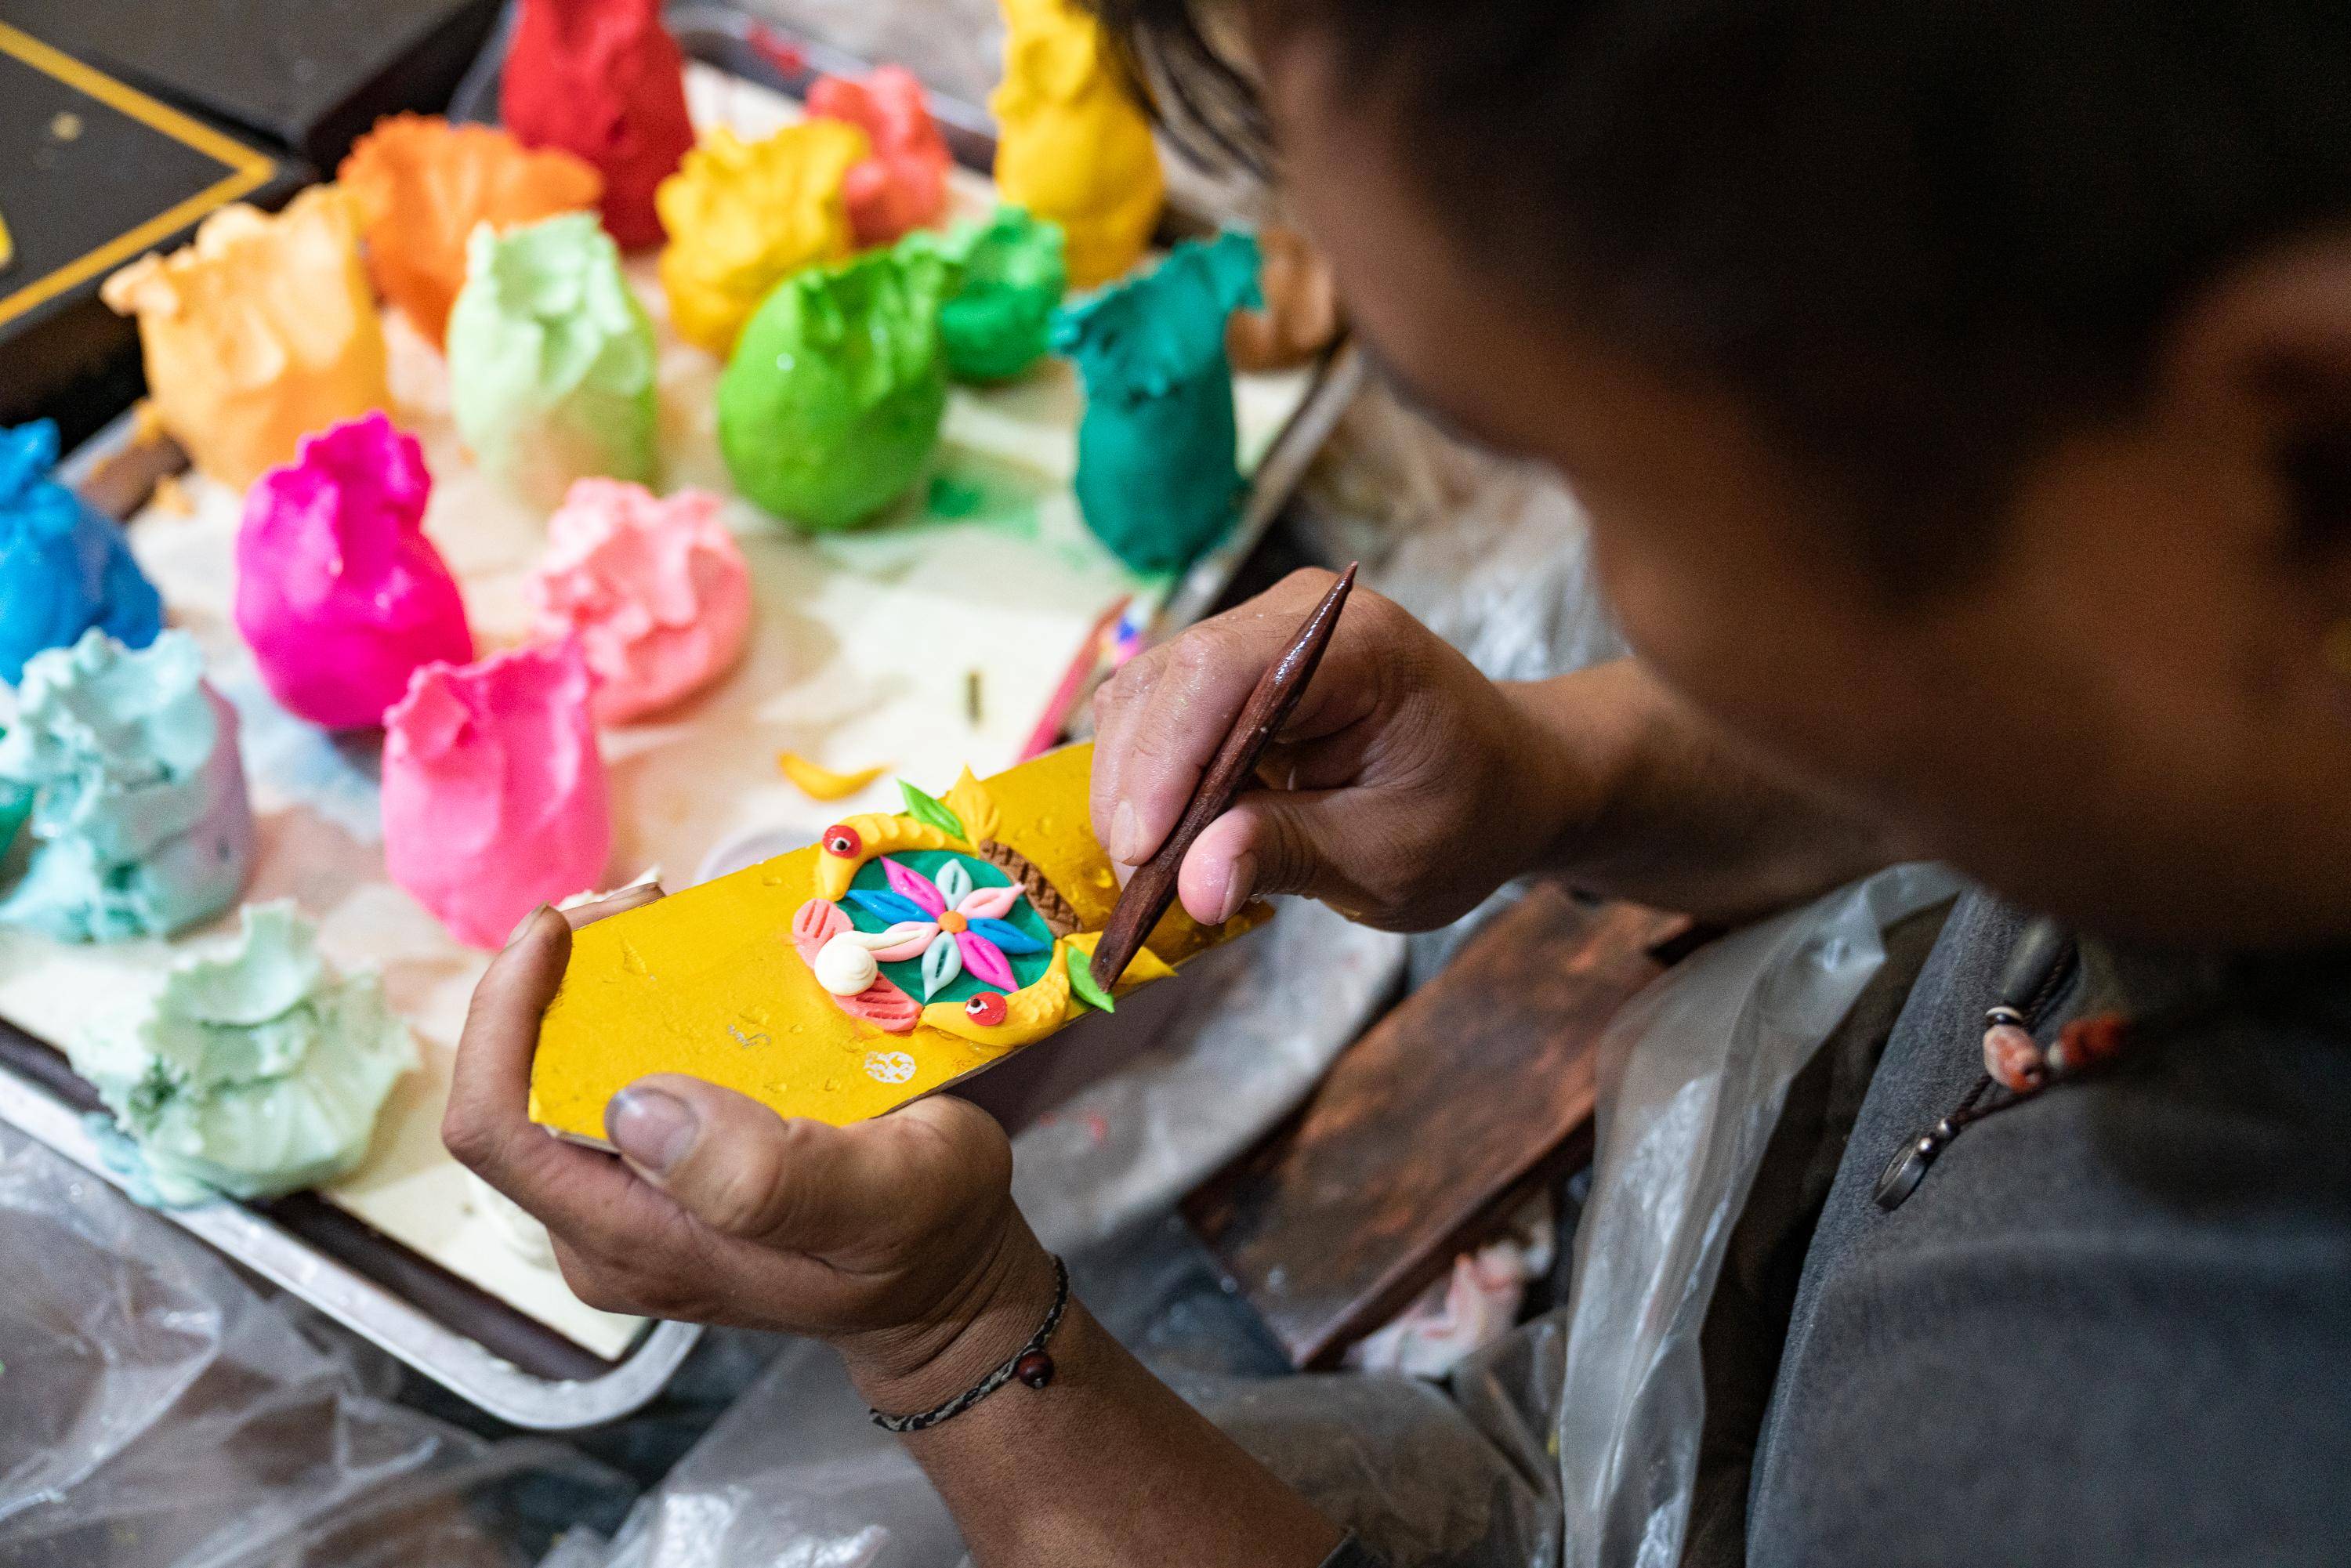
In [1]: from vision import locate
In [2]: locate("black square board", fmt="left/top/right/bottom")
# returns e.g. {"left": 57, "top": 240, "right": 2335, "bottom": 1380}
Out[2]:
{"left": 0, "top": 21, "right": 305, "bottom": 446}
{"left": 0, "top": 0, "right": 500, "bottom": 170}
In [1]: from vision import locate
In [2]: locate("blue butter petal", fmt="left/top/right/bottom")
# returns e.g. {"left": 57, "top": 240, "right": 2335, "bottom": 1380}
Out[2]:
{"left": 965, "top": 917, "right": 1047, "bottom": 954}
{"left": 849, "top": 889, "right": 932, "bottom": 925}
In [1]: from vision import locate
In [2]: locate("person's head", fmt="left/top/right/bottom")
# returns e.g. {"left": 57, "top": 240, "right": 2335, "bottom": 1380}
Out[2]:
{"left": 1102, "top": 0, "right": 2351, "bottom": 946}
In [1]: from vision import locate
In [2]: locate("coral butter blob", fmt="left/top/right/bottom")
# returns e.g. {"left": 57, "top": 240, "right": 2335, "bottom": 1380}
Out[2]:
{"left": 804, "top": 65, "right": 952, "bottom": 247}
{"left": 499, "top": 0, "right": 695, "bottom": 248}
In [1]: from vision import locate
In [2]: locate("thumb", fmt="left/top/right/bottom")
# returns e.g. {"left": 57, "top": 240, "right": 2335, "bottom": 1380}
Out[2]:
{"left": 1176, "top": 788, "right": 1367, "bottom": 925}
{"left": 605, "top": 1077, "right": 1008, "bottom": 1255}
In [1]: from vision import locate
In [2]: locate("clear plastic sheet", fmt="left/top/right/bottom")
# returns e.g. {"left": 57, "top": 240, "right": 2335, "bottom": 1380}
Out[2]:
{"left": 581, "top": 1218, "right": 1561, "bottom": 1568}
{"left": 1552, "top": 862, "right": 1962, "bottom": 1568}
{"left": 1006, "top": 898, "right": 1406, "bottom": 1254}
{"left": 0, "top": 1124, "right": 636, "bottom": 1567}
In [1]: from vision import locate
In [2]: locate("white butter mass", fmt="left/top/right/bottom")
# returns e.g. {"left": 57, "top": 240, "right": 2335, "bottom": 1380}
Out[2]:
{"left": 813, "top": 931, "right": 881, "bottom": 996}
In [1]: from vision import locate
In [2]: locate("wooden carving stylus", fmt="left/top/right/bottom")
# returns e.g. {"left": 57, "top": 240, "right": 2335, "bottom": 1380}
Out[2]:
{"left": 1089, "top": 563, "right": 1359, "bottom": 990}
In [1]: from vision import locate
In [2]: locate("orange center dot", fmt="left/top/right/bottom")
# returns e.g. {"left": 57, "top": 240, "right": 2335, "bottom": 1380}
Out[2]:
{"left": 938, "top": 911, "right": 968, "bottom": 933}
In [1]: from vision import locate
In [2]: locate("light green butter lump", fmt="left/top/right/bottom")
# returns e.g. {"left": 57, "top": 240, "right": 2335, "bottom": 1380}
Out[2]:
{"left": 446, "top": 212, "right": 658, "bottom": 507}
{"left": 69, "top": 900, "right": 416, "bottom": 1206}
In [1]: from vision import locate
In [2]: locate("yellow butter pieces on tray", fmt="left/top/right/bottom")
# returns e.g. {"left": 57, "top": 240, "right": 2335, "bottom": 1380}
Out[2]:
{"left": 776, "top": 751, "right": 888, "bottom": 801}
{"left": 531, "top": 744, "right": 1264, "bottom": 1140}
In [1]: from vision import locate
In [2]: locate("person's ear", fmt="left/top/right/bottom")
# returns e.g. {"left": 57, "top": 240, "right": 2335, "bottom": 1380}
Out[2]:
{"left": 2157, "top": 233, "right": 2351, "bottom": 675}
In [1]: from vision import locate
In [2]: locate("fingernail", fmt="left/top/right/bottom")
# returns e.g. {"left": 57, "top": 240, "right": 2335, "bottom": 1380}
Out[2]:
{"left": 505, "top": 904, "right": 550, "bottom": 949}
{"left": 607, "top": 1088, "right": 697, "bottom": 1175}
{"left": 1215, "top": 853, "right": 1255, "bottom": 925}
{"left": 1110, "top": 800, "right": 1142, "bottom": 864}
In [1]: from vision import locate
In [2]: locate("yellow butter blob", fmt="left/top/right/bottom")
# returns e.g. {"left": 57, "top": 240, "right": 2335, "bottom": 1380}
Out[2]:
{"left": 655, "top": 120, "right": 869, "bottom": 355}
{"left": 991, "top": 0, "right": 1165, "bottom": 289}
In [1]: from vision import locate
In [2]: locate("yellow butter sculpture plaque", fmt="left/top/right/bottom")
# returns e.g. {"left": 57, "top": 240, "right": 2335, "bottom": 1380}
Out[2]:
{"left": 531, "top": 744, "right": 1262, "bottom": 1140}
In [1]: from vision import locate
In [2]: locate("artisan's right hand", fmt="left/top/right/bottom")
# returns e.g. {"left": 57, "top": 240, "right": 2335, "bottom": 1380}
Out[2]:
{"left": 1092, "top": 568, "right": 1577, "bottom": 930}
{"left": 444, "top": 893, "right": 1062, "bottom": 1416}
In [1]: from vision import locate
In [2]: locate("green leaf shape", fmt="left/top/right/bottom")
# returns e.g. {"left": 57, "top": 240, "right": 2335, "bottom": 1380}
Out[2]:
{"left": 897, "top": 780, "right": 966, "bottom": 839}
{"left": 1066, "top": 946, "right": 1117, "bottom": 1014}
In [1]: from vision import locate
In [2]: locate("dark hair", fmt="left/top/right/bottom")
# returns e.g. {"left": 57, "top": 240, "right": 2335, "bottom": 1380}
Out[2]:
{"left": 1098, "top": 0, "right": 2351, "bottom": 579}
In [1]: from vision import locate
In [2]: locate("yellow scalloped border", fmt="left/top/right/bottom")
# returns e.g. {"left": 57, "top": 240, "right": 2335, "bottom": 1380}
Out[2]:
{"left": 920, "top": 936, "right": 1075, "bottom": 1049}
{"left": 814, "top": 812, "right": 971, "bottom": 900}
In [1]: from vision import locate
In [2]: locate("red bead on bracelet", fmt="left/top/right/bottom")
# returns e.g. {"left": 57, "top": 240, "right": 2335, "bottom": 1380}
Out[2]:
{"left": 870, "top": 1255, "right": 1070, "bottom": 1432}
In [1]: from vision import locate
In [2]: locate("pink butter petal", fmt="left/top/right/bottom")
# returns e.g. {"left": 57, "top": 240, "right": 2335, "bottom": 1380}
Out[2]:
{"left": 958, "top": 885, "right": 1020, "bottom": 922}
{"left": 871, "top": 923, "right": 939, "bottom": 962}
{"left": 955, "top": 930, "right": 1016, "bottom": 990}
{"left": 881, "top": 856, "right": 947, "bottom": 916}
{"left": 795, "top": 899, "right": 919, "bottom": 1033}
{"left": 792, "top": 898, "right": 850, "bottom": 961}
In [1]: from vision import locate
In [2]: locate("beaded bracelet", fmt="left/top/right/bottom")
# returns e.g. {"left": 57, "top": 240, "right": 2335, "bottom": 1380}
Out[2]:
{"left": 870, "top": 1255, "right": 1070, "bottom": 1433}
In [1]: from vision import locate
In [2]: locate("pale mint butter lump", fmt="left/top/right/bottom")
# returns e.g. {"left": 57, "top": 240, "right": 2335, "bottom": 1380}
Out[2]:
{"left": 70, "top": 900, "right": 416, "bottom": 1206}
{"left": 446, "top": 212, "right": 659, "bottom": 509}
{"left": 0, "top": 628, "right": 255, "bottom": 941}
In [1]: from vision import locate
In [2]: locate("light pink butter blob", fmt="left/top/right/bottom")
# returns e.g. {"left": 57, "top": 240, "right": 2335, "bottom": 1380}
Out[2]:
{"left": 381, "top": 638, "right": 610, "bottom": 949}
{"left": 234, "top": 412, "right": 473, "bottom": 730}
{"left": 527, "top": 477, "right": 751, "bottom": 723}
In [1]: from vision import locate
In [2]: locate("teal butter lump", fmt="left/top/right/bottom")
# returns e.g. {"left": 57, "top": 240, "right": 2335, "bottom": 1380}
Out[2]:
{"left": 718, "top": 233, "right": 958, "bottom": 531}
{"left": 70, "top": 900, "right": 416, "bottom": 1205}
{"left": 1051, "top": 230, "right": 1262, "bottom": 574}
{"left": 0, "top": 727, "right": 25, "bottom": 860}
{"left": 0, "top": 628, "right": 254, "bottom": 942}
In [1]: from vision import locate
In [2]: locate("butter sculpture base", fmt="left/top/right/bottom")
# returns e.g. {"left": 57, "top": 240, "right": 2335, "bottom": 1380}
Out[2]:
{"left": 531, "top": 744, "right": 1262, "bottom": 1140}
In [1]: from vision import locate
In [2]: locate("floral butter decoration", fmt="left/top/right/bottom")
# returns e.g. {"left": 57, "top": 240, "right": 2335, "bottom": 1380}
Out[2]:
{"left": 529, "top": 744, "right": 1270, "bottom": 1141}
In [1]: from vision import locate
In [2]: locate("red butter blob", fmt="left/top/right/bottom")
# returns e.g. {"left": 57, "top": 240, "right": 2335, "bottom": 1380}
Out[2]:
{"left": 501, "top": 0, "right": 695, "bottom": 248}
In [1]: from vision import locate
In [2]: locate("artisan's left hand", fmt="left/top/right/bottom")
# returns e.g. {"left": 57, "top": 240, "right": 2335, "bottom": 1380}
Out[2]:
{"left": 444, "top": 893, "right": 1057, "bottom": 1407}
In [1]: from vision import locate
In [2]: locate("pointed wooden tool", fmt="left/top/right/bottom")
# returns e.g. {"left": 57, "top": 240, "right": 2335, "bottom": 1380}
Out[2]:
{"left": 1089, "top": 563, "right": 1359, "bottom": 992}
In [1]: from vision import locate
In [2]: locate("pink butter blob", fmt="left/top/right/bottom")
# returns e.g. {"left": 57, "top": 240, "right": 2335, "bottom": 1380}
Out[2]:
{"left": 528, "top": 478, "right": 751, "bottom": 723}
{"left": 234, "top": 413, "right": 473, "bottom": 730}
{"left": 382, "top": 638, "right": 610, "bottom": 949}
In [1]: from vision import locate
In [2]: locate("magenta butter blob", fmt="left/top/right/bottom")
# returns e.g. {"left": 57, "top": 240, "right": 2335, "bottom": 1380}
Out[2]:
{"left": 234, "top": 413, "right": 473, "bottom": 730}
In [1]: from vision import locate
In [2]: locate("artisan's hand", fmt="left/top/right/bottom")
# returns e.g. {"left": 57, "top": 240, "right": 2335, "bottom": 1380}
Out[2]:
{"left": 444, "top": 893, "right": 1058, "bottom": 1410}
{"left": 1092, "top": 567, "right": 1574, "bottom": 930}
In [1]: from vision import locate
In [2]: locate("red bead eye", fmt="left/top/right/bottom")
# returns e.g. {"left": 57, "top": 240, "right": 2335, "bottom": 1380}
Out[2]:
{"left": 965, "top": 991, "right": 1008, "bottom": 1027}
{"left": 823, "top": 824, "right": 862, "bottom": 857}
